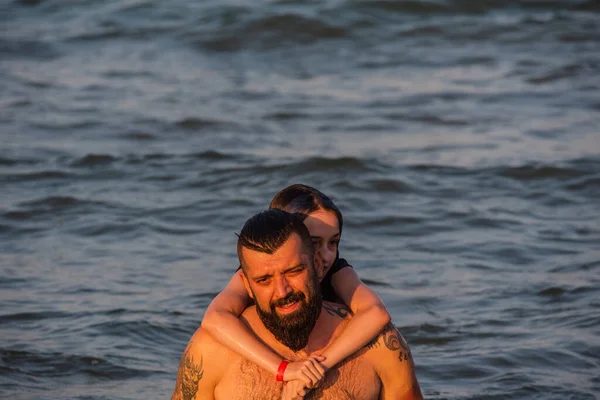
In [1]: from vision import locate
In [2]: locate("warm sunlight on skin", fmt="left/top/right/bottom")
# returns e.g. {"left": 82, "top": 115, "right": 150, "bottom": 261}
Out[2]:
{"left": 303, "top": 209, "right": 341, "bottom": 279}
{"left": 198, "top": 206, "right": 393, "bottom": 399}
{"left": 240, "top": 234, "right": 314, "bottom": 316}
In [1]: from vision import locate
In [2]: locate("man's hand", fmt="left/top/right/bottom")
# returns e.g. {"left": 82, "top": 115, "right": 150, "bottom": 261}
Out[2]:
{"left": 283, "top": 355, "right": 327, "bottom": 388}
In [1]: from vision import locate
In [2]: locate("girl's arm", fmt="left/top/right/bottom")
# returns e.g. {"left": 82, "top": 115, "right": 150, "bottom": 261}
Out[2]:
{"left": 201, "top": 271, "right": 326, "bottom": 386}
{"left": 320, "top": 266, "right": 391, "bottom": 370}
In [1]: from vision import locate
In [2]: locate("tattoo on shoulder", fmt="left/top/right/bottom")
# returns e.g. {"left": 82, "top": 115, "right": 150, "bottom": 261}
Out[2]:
{"left": 365, "top": 335, "right": 380, "bottom": 350}
{"left": 173, "top": 349, "right": 204, "bottom": 400}
{"left": 367, "top": 323, "right": 412, "bottom": 363}
{"left": 322, "top": 302, "right": 351, "bottom": 318}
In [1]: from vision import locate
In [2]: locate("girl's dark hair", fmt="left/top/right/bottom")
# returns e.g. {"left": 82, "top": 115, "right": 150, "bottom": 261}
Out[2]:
{"left": 269, "top": 184, "right": 343, "bottom": 234}
{"left": 237, "top": 209, "right": 314, "bottom": 274}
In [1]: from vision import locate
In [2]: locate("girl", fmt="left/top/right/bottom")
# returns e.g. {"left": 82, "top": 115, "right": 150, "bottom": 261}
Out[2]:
{"left": 201, "top": 184, "right": 391, "bottom": 398}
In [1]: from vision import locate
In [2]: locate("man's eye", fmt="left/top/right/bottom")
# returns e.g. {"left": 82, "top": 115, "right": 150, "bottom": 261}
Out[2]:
{"left": 329, "top": 240, "right": 339, "bottom": 247}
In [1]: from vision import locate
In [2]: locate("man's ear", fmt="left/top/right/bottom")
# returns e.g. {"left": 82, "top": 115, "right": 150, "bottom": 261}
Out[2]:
{"left": 240, "top": 269, "right": 254, "bottom": 300}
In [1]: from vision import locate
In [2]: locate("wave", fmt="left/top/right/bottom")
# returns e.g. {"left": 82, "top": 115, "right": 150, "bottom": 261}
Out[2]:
{"left": 116, "top": 131, "right": 157, "bottom": 141}
{"left": 287, "top": 156, "right": 390, "bottom": 174}
{"left": 122, "top": 150, "right": 236, "bottom": 166}
{"left": 19, "top": 196, "right": 90, "bottom": 210}
{"left": 4, "top": 196, "right": 125, "bottom": 222}
{"left": 0, "top": 37, "right": 59, "bottom": 60}
{"left": 64, "top": 19, "right": 179, "bottom": 42}
{"left": 409, "top": 157, "right": 600, "bottom": 182}
{"left": 350, "top": 215, "right": 425, "bottom": 230}
{"left": 70, "top": 154, "right": 118, "bottom": 168}
{"left": 187, "top": 11, "right": 349, "bottom": 52}
{"left": 69, "top": 221, "right": 205, "bottom": 237}
{"left": 88, "top": 319, "right": 188, "bottom": 348}
{"left": 498, "top": 162, "right": 594, "bottom": 181}
{"left": 0, "top": 156, "right": 40, "bottom": 167}
{"left": 9, "top": 0, "right": 598, "bottom": 61}
{"left": 0, "top": 276, "right": 35, "bottom": 289}
{"left": 0, "top": 170, "right": 74, "bottom": 183}
{"left": 181, "top": 156, "right": 391, "bottom": 190}
{"left": 1, "top": 348, "right": 154, "bottom": 380}
{"left": 351, "top": 0, "right": 600, "bottom": 14}
{"left": 0, "top": 311, "right": 70, "bottom": 324}
{"left": 550, "top": 259, "right": 600, "bottom": 273}
{"left": 174, "top": 117, "right": 232, "bottom": 131}
{"left": 526, "top": 63, "right": 586, "bottom": 85}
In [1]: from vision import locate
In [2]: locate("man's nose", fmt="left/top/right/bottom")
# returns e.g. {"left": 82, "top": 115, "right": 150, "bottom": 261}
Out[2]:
{"left": 274, "top": 275, "right": 292, "bottom": 298}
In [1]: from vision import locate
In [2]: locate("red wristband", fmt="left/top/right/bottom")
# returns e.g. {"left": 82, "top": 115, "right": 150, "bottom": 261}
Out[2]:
{"left": 276, "top": 360, "right": 289, "bottom": 382}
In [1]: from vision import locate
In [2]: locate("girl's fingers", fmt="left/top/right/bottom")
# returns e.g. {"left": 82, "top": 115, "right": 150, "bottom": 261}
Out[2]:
{"left": 298, "top": 373, "right": 313, "bottom": 388}
{"left": 301, "top": 370, "right": 319, "bottom": 387}
{"left": 303, "top": 358, "right": 325, "bottom": 381}
{"left": 313, "top": 361, "right": 326, "bottom": 377}
{"left": 304, "top": 362, "right": 324, "bottom": 381}
{"left": 283, "top": 381, "right": 302, "bottom": 400}
{"left": 281, "top": 384, "right": 290, "bottom": 400}
{"left": 284, "top": 381, "right": 306, "bottom": 400}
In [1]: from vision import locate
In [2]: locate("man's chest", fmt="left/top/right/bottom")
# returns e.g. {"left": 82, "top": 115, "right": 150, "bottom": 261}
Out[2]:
{"left": 214, "top": 358, "right": 380, "bottom": 400}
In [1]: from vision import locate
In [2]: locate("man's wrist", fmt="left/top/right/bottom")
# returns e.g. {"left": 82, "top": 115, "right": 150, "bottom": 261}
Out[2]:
{"left": 276, "top": 360, "right": 289, "bottom": 381}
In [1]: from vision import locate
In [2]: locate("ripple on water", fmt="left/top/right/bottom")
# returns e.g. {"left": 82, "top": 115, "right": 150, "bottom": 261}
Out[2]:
{"left": 1, "top": 348, "right": 155, "bottom": 380}
{"left": 189, "top": 12, "right": 349, "bottom": 53}
{"left": 69, "top": 154, "right": 118, "bottom": 168}
{"left": 2, "top": 1, "right": 600, "bottom": 399}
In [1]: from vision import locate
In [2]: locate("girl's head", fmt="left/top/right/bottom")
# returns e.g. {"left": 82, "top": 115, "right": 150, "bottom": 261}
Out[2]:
{"left": 269, "top": 184, "right": 343, "bottom": 279}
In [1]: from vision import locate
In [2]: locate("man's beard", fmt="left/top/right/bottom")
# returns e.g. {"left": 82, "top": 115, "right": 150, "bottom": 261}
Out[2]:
{"left": 255, "top": 275, "right": 322, "bottom": 352}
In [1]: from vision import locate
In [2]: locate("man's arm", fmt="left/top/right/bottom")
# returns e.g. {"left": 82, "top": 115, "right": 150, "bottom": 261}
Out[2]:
{"left": 171, "top": 328, "right": 223, "bottom": 400}
{"left": 366, "top": 323, "right": 423, "bottom": 400}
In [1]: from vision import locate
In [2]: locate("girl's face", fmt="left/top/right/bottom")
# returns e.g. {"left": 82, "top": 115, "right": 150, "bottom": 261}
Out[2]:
{"left": 302, "top": 208, "right": 341, "bottom": 281}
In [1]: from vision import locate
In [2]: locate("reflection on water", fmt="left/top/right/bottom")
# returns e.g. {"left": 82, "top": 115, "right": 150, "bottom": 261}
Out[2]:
{"left": 1, "top": 1, "right": 599, "bottom": 399}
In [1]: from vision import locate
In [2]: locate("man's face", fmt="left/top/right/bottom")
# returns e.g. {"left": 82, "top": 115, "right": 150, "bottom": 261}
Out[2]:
{"left": 241, "top": 233, "right": 322, "bottom": 352}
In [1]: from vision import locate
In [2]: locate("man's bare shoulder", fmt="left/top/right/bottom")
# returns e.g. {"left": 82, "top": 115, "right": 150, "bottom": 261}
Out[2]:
{"left": 362, "top": 323, "right": 423, "bottom": 399}
{"left": 363, "top": 323, "right": 413, "bottom": 362}
{"left": 171, "top": 328, "right": 234, "bottom": 400}
{"left": 183, "top": 327, "right": 222, "bottom": 357}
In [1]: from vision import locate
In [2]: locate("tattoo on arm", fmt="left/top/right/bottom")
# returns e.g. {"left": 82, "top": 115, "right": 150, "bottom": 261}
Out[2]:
{"left": 368, "top": 323, "right": 412, "bottom": 363}
{"left": 323, "top": 303, "right": 351, "bottom": 318}
{"left": 173, "top": 349, "right": 204, "bottom": 400}
{"left": 365, "top": 335, "right": 380, "bottom": 350}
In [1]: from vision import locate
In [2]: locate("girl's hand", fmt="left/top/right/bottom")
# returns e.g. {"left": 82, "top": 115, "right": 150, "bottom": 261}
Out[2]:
{"left": 281, "top": 379, "right": 308, "bottom": 400}
{"left": 283, "top": 355, "right": 327, "bottom": 388}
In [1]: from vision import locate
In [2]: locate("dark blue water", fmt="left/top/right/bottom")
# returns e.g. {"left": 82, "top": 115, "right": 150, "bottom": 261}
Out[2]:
{"left": 1, "top": 0, "right": 599, "bottom": 399}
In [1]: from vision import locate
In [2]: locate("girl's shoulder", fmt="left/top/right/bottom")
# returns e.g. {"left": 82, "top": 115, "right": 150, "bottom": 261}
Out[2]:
{"left": 329, "top": 257, "right": 353, "bottom": 275}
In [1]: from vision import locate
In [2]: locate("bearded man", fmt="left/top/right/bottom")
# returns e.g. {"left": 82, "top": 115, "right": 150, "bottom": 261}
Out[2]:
{"left": 171, "top": 209, "right": 423, "bottom": 400}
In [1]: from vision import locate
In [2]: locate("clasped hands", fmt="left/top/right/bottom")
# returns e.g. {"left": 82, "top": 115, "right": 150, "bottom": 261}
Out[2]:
{"left": 280, "top": 355, "right": 328, "bottom": 400}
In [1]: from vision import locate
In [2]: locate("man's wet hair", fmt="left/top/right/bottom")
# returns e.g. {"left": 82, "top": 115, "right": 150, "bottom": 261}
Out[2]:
{"left": 237, "top": 209, "right": 315, "bottom": 274}
{"left": 269, "top": 184, "right": 343, "bottom": 234}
